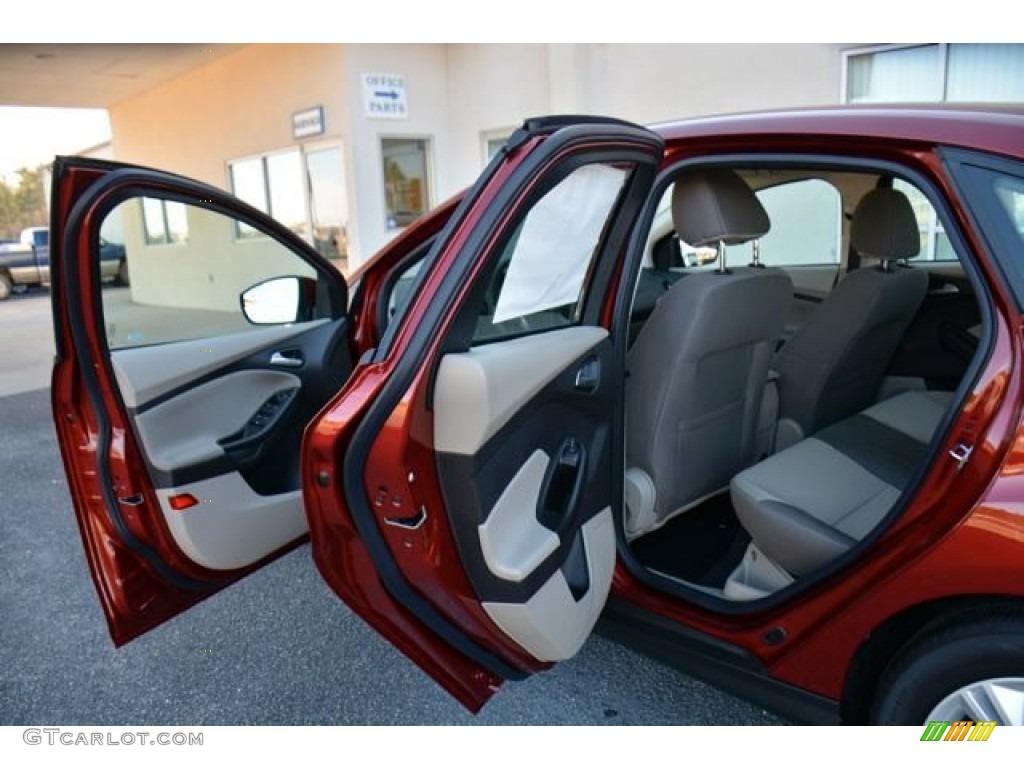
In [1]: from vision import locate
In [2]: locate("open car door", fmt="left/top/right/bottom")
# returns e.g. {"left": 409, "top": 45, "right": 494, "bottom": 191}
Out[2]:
{"left": 51, "top": 158, "right": 352, "bottom": 645}
{"left": 303, "top": 117, "right": 664, "bottom": 711}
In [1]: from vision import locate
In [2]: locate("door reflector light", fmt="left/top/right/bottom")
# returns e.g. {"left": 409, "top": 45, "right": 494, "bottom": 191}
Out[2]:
{"left": 169, "top": 493, "right": 199, "bottom": 511}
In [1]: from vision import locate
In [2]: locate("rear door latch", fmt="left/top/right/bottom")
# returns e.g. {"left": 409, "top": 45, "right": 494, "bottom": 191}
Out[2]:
{"left": 949, "top": 442, "right": 974, "bottom": 472}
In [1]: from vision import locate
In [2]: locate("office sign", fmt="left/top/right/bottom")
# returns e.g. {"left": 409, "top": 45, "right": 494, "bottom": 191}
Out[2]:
{"left": 362, "top": 73, "right": 408, "bottom": 120}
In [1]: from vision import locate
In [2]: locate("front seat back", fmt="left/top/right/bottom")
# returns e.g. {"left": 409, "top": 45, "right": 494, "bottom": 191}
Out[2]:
{"left": 773, "top": 188, "right": 929, "bottom": 445}
{"left": 625, "top": 169, "right": 792, "bottom": 537}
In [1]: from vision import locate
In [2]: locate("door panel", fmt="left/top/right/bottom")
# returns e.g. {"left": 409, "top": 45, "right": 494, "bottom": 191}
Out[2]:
{"left": 50, "top": 158, "right": 350, "bottom": 645}
{"left": 435, "top": 328, "right": 617, "bottom": 661}
{"left": 304, "top": 116, "right": 663, "bottom": 711}
{"left": 110, "top": 322, "right": 325, "bottom": 407}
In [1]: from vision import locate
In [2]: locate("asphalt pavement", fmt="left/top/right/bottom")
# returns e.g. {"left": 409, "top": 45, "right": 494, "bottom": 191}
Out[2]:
{"left": 0, "top": 291, "right": 784, "bottom": 725}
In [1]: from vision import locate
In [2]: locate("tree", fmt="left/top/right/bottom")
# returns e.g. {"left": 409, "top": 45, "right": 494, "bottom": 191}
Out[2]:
{"left": 0, "top": 166, "right": 47, "bottom": 240}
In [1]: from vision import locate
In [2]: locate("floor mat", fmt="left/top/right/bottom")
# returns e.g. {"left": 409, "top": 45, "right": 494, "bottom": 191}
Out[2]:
{"left": 628, "top": 492, "right": 750, "bottom": 588}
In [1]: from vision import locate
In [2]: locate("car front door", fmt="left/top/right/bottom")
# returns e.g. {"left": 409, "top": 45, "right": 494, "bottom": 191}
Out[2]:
{"left": 50, "top": 158, "right": 355, "bottom": 645}
{"left": 302, "top": 117, "right": 664, "bottom": 711}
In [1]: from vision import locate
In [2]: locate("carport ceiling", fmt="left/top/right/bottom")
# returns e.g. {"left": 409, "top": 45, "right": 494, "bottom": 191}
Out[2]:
{"left": 0, "top": 44, "right": 244, "bottom": 108}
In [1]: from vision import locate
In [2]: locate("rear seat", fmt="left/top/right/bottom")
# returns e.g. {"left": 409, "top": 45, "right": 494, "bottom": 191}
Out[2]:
{"left": 730, "top": 390, "right": 953, "bottom": 577}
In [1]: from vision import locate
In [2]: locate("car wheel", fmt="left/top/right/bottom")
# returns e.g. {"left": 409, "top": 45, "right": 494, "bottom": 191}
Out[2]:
{"left": 116, "top": 259, "right": 130, "bottom": 286}
{"left": 872, "top": 615, "right": 1024, "bottom": 725}
{"left": 0, "top": 272, "right": 12, "bottom": 300}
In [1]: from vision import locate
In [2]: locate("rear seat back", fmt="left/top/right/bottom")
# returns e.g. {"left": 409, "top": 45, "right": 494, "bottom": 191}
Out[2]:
{"left": 773, "top": 188, "right": 929, "bottom": 447}
{"left": 731, "top": 390, "right": 952, "bottom": 576}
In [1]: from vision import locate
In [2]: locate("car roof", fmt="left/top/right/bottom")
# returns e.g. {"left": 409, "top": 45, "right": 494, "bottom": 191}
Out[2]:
{"left": 652, "top": 104, "right": 1024, "bottom": 160}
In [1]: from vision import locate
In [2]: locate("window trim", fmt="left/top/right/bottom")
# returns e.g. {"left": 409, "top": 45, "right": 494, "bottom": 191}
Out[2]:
{"left": 379, "top": 134, "right": 434, "bottom": 232}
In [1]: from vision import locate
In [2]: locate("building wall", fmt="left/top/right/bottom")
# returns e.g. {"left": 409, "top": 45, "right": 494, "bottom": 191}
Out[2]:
{"left": 106, "top": 42, "right": 852, "bottom": 296}
{"left": 108, "top": 44, "right": 349, "bottom": 308}
{"left": 342, "top": 44, "right": 451, "bottom": 260}
{"left": 109, "top": 44, "right": 347, "bottom": 185}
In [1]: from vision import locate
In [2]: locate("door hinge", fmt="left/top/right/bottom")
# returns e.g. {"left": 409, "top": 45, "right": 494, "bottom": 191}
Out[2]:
{"left": 949, "top": 442, "right": 974, "bottom": 472}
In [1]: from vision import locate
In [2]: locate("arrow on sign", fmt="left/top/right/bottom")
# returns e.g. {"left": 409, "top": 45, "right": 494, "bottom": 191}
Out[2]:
{"left": 374, "top": 90, "right": 400, "bottom": 100}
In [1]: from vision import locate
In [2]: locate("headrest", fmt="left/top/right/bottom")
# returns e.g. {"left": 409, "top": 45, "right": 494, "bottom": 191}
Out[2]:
{"left": 851, "top": 188, "right": 921, "bottom": 261}
{"left": 671, "top": 168, "right": 770, "bottom": 247}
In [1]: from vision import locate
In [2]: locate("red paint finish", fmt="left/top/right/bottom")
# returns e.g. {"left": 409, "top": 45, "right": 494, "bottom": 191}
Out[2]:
{"left": 50, "top": 164, "right": 260, "bottom": 645}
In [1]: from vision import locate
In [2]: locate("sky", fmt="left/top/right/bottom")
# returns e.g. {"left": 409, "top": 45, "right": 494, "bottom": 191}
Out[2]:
{"left": 0, "top": 106, "right": 110, "bottom": 181}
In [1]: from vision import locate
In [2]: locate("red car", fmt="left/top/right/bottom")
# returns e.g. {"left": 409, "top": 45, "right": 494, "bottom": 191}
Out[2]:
{"left": 50, "top": 105, "right": 1024, "bottom": 725}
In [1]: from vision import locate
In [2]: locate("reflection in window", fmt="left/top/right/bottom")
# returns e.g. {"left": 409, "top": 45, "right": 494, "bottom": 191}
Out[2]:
{"left": 229, "top": 157, "right": 268, "bottom": 239}
{"left": 266, "top": 150, "right": 308, "bottom": 240}
{"left": 141, "top": 198, "right": 189, "bottom": 246}
{"left": 847, "top": 44, "right": 1024, "bottom": 104}
{"left": 306, "top": 146, "right": 348, "bottom": 261}
{"left": 381, "top": 138, "right": 430, "bottom": 230}
{"left": 995, "top": 177, "right": 1024, "bottom": 236}
{"left": 847, "top": 45, "right": 941, "bottom": 104}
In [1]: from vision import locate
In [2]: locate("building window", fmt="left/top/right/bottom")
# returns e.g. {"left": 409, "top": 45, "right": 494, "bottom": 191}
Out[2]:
{"left": 141, "top": 197, "right": 188, "bottom": 246}
{"left": 845, "top": 44, "right": 1024, "bottom": 104}
{"left": 381, "top": 138, "right": 430, "bottom": 230}
{"left": 481, "top": 128, "right": 513, "bottom": 164}
{"left": 228, "top": 146, "right": 348, "bottom": 263}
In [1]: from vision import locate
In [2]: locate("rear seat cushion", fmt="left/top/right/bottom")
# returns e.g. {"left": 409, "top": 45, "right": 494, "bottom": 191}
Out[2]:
{"left": 731, "top": 390, "right": 952, "bottom": 576}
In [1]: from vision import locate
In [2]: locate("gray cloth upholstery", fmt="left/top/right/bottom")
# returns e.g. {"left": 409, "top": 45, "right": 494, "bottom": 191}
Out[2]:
{"left": 627, "top": 267, "right": 792, "bottom": 531}
{"left": 731, "top": 390, "right": 951, "bottom": 576}
{"left": 774, "top": 187, "right": 930, "bottom": 439}
{"left": 850, "top": 188, "right": 922, "bottom": 261}
{"left": 774, "top": 266, "right": 928, "bottom": 437}
{"left": 672, "top": 169, "right": 771, "bottom": 247}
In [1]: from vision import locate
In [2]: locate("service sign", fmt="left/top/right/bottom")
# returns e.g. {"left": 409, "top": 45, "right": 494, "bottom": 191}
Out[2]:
{"left": 293, "top": 106, "right": 325, "bottom": 139}
{"left": 362, "top": 73, "right": 408, "bottom": 120}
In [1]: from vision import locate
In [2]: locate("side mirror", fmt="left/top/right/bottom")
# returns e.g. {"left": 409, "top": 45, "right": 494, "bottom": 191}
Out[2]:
{"left": 240, "top": 276, "right": 316, "bottom": 325}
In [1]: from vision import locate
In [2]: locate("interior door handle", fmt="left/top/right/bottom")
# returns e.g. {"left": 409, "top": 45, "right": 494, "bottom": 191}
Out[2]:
{"left": 269, "top": 350, "right": 304, "bottom": 368}
{"left": 574, "top": 357, "right": 601, "bottom": 393}
{"left": 537, "top": 438, "right": 587, "bottom": 534}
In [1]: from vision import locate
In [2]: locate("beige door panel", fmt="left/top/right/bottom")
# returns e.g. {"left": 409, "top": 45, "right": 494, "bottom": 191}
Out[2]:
{"left": 434, "top": 325, "right": 615, "bottom": 663}
{"left": 482, "top": 509, "right": 615, "bottom": 661}
{"left": 434, "top": 325, "right": 608, "bottom": 456}
{"left": 111, "top": 321, "right": 326, "bottom": 408}
{"left": 156, "top": 474, "right": 306, "bottom": 571}
{"left": 133, "top": 369, "right": 301, "bottom": 475}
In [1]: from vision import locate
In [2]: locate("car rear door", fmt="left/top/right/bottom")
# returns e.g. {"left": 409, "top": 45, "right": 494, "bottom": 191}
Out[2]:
{"left": 302, "top": 117, "right": 664, "bottom": 711}
{"left": 51, "top": 158, "right": 352, "bottom": 645}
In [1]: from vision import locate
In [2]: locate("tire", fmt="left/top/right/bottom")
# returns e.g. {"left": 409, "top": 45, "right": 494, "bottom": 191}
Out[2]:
{"left": 872, "top": 615, "right": 1024, "bottom": 725}
{"left": 0, "top": 272, "right": 12, "bottom": 300}
{"left": 116, "top": 259, "right": 130, "bottom": 286}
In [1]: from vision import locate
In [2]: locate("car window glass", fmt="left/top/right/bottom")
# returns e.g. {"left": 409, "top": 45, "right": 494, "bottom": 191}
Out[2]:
{"left": 99, "top": 197, "right": 320, "bottom": 350}
{"left": 994, "top": 176, "right": 1024, "bottom": 239}
{"left": 472, "top": 163, "right": 629, "bottom": 345}
{"left": 675, "top": 178, "right": 842, "bottom": 270}
{"left": 894, "top": 179, "right": 958, "bottom": 261}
